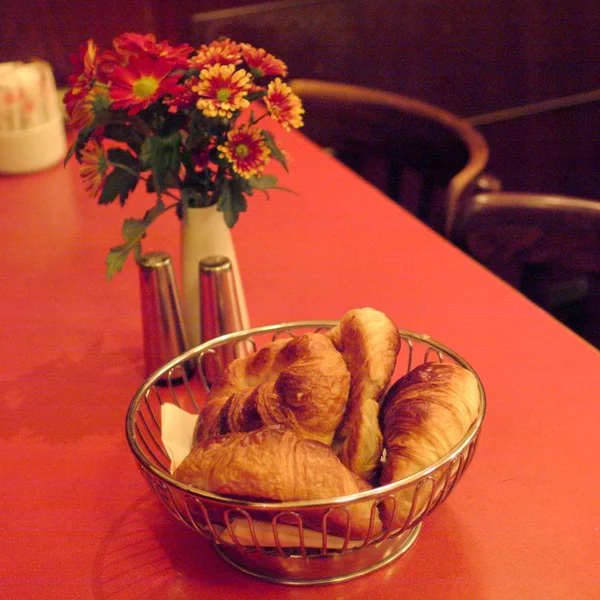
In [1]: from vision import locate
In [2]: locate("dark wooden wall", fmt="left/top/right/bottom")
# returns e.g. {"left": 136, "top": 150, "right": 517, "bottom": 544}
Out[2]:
{"left": 2, "top": 0, "right": 599, "bottom": 199}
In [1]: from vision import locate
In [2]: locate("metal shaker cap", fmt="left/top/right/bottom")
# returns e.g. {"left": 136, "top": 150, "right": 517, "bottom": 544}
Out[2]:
{"left": 199, "top": 255, "right": 248, "bottom": 379}
{"left": 139, "top": 251, "right": 189, "bottom": 380}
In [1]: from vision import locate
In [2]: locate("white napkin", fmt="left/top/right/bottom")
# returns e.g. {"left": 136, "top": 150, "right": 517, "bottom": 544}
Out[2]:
{"left": 160, "top": 403, "right": 199, "bottom": 473}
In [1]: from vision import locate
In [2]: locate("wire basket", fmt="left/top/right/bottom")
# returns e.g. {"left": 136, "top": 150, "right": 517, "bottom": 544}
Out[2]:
{"left": 126, "top": 321, "right": 486, "bottom": 585}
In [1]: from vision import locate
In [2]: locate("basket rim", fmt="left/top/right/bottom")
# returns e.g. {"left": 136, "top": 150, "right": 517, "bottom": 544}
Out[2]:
{"left": 125, "top": 320, "right": 486, "bottom": 509}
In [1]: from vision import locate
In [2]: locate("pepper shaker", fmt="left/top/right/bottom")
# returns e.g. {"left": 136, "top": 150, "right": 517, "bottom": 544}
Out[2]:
{"left": 199, "top": 255, "right": 250, "bottom": 381}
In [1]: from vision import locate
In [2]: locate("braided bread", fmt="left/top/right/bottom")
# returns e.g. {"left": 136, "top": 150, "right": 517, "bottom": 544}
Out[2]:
{"left": 326, "top": 307, "right": 401, "bottom": 481}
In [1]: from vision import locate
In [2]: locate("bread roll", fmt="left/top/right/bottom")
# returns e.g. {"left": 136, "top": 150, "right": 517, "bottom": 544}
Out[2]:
{"left": 379, "top": 362, "right": 480, "bottom": 529}
{"left": 326, "top": 307, "right": 401, "bottom": 480}
{"left": 174, "top": 425, "right": 382, "bottom": 539}
{"left": 197, "top": 333, "right": 351, "bottom": 445}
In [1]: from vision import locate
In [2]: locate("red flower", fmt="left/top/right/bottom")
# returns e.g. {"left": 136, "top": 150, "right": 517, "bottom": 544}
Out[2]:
{"left": 164, "top": 76, "right": 200, "bottom": 113}
{"left": 95, "top": 48, "right": 123, "bottom": 81}
{"left": 64, "top": 39, "right": 100, "bottom": 116}
{"left": 113, "top": 32, "right": 194, "bottom": 69}
{"left": 109, "top": 55, "right": 184, "bottom": 114}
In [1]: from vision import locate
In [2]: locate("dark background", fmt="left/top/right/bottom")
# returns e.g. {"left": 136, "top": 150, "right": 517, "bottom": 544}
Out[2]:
{"left": 2, "top": 0, "right": 599, "bottom": 199}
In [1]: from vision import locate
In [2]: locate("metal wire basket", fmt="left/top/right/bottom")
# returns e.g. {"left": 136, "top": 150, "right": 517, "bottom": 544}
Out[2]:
{"left": 126, "top": 321, "right": 486, "bottom": 585}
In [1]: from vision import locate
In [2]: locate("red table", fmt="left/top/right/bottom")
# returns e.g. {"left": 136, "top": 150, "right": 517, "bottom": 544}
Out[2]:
{"left": 1, "top": 128, "right": 599, "bottom": 599}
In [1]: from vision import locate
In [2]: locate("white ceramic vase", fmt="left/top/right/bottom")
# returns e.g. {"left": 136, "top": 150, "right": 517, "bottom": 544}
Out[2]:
{"left": 180, "top": 203, "right": 250, "bottom": 348}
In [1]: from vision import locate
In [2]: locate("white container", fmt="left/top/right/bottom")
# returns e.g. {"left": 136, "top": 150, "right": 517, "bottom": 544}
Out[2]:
{"left": 0, "top": 61, "right": 67, "bottom": 174}
{"left": 181, "top": 203, "right": 250, "bottom": 348}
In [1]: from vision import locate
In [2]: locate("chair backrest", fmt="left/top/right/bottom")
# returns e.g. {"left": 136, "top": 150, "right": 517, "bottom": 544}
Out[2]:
{"left": 450, "top": 190, "right": 600, "bottom": 346}
{"left": 289, "top": 79, "right": 489, "bottom": 235}
{"left": 451, "top": 191, "right": 600, "bottom": 276}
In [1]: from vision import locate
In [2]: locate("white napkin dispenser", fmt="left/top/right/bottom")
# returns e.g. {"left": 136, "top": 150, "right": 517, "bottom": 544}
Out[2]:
{"left": 0, "top": 60, "right": 67, "bottom": 174}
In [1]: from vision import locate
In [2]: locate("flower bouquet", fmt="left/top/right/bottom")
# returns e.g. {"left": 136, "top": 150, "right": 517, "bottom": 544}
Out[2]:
{"left": 64, "top": 33, "right": 304, "bottom": 279}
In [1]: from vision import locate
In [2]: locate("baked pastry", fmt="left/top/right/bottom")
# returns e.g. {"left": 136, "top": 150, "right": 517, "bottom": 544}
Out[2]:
{"left": 174, "top": 425, "right": 382, "bottom": 539}
{"left": 326, "top": 307, "right": 401, "bottom": 481}
{"left": 378, "top": 362, "right": 480, "bottom": 529}
{"left": 197, "top": 333, "right": 351, "bottom": 446}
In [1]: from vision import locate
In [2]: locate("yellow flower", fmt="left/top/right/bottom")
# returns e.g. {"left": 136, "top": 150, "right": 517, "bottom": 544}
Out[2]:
{"left": 218, "top": 125, "right": 271, "bottom": 178}
{"left": 240, "top": 43, "right": 288, "bottom": 78}
{"left": 79, "top": 138, "right": 108, "bottom": 197}
{"left": 193, "top": 64, "right": 252, "bottom": 118}
{"left": 190, "top": 38, "right": 242, "bottom": 70}
{"left": 264, "top": 78, "right": 304, "bottom": 131}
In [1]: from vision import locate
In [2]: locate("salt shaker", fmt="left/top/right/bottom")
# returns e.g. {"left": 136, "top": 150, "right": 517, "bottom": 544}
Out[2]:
{"left": 138, "top": 251, "right": 189, "bottom": 380}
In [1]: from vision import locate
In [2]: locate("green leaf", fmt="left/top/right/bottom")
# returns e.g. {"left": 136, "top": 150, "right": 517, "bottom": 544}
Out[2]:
{"left": 141, "top": 198, "right": 169, "bottom": 227}
{"left": 248, "top": 174, "right": 279, "bottom": 191}
{"left": 216, "top": 179, "right": 247, "bottom": 227}
{"left": 64, "top": 125, "right": 96, "bottom": 165}
{"left": 105, "top": 239, "right": 141, "bottom": 280}
{"left": 104, "top": 123, "right": 143, "bottom": 154}
{"left": 230, "top": 177, "right": 249, "bottom": 212}
{"left": 121, "top": 217, "right": 147, "bottom": 242}
{"left": 182, "top": 186, "right": 212, "bottom": 208}
{"left": 248, "top": 174, "right": 297, "bottom": 198}
{"left": 64, "top": 140, "right": 78, "bottom": 166}
{"left": 105, "top": 200, "right": 171, "bottom": 279}
{"left": 247, "top": 89, "right": 266, "bottom": 103}
{"left": 98, "top": 165, "right": 138, "bottom": 206}
{"left": 262, "top": 130, "right": 288, "bottom": 171}
{"left": 98, "top": 171, "right": 123, "bottom": 205}
{"left": 107, "top": 147, "right": 138, "bottom": 169}
{"left": 140, "top": 131, "right": 182, "bottom": 191}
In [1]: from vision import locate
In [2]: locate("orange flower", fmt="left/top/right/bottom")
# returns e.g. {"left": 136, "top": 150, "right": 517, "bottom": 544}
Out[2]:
{"left": 109, "top": 55, "right": 184, "bottom": 114}
{"left": 218, "top": 125, "right": 271, "bottom": 178}
{"left": 79, "top": 138, "right": 108, "bottom": 197}
{"left": 240, "top": 44, "right": 288, "bottom": 78}
{"left": 193, "top": 64, "right": 252, "bottom": 118}
{"left": 190, "top": 38, "right": 242, "bottom": 71}
{"left": 69, "top": 85, "right": 111, "bottom": 129}
{"left": 264, "top": 78, "right": 304, "bottom": 131}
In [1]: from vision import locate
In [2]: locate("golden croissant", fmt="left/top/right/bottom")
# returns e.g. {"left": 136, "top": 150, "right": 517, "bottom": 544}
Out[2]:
{"left": 378, "top": 362, "right": 480, "bottom": 530}
{"left": 174, "top": 424, "right": 382, "bottom": 539}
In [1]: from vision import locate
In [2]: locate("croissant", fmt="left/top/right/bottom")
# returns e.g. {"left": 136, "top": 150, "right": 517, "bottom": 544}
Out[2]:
{"left": 197, "top": 333, "right": 351, "bottom": 446}
{"left": 378, "top": 362, "right": 480, "bottom": 530}
{"left": 326, "top": 307, "right": 401, "bottom": 481}
{"left": 174, "top": 425, "right": 382, "bottom": 539}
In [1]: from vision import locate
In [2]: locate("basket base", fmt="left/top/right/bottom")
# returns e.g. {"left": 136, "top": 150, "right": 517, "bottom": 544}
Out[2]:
{"left": 213, "top": 523, "right": 422, "bottom": 586}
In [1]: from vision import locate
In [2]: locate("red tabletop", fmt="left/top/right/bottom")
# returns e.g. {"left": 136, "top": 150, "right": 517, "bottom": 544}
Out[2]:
{"left": 1, "top": 128, "right": 599, "bottom": 600}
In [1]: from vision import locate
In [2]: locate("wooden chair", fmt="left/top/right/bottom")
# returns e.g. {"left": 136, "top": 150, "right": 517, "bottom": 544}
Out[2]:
{"left": 289, "top": 79, "right": 489, "bottom": 235}
{"left": 450, "top": 191, "right": 600, "bottom": 347}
